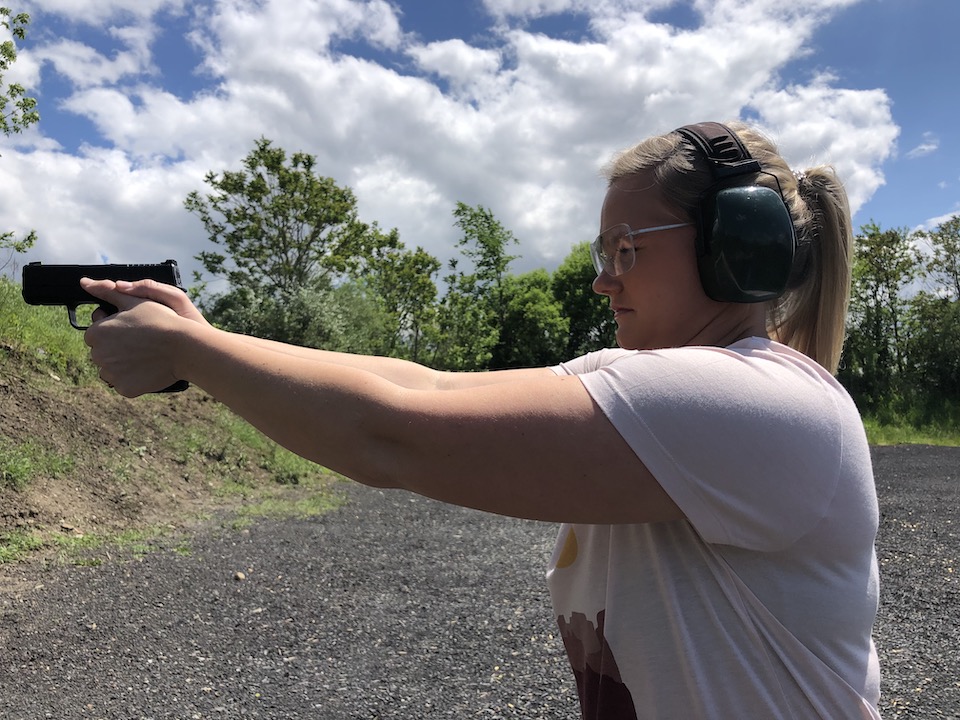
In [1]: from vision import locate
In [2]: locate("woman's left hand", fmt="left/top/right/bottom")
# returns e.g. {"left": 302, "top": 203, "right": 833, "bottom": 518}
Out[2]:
{"left": 81, "top": 278, "right": 191, "bottom": 397}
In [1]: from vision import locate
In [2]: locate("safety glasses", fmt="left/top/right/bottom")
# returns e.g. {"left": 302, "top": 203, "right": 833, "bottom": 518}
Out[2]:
{"left": 590, "top": 222, "right": 692, "bottom": 276}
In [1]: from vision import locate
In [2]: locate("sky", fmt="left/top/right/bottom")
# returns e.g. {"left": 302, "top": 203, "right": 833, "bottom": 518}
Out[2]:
{"left": 1, "top": 0, "right": 957, "bottom": 286}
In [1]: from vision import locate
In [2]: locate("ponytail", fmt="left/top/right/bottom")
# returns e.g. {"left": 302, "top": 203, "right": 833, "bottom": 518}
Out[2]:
{"left": 769, "top": 166, "right": 853, "bottom": 375}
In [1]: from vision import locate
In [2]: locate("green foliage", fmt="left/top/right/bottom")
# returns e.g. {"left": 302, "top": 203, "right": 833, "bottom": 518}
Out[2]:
{"left": 0, "top": 8, "right": 38, "bottom": 137}
{"left": 185, "top": 140, "right": 621, "bottom": 369}
{"left": 186, "top": 137, "right": 391, "bottom": 338}
{"left": 917, "top": 214, "right": 960, "bottom": 300}
{"left": 363, "top": 240, "right": 441, "bottom": 362}
{"left": 0, "top": 228, "right": 35, "bottom": 276}
{"left": 904, "top": 292, "right": 960, "bottom": 406}
{"left": 838, "top": 215, "right": 960, "bottom": 436}
{"left": 281, "top": 281, "right": 390, "bottom": 354}
{"left": 492, "top": 269, "right": 569, "bottom": 368}
{"left": 0, "top": 8, "right": 39, "bottom": 265}
{"left": 432, "top": 203, "right": 518, "bottom": 370}
{"left": 840, "top": 222, "right": 919, "bottom": 410}
{"left": 552, "top": 242, "right": 616, "bottom": 356}
{"left": 0, "top": 276, "right": 98, "bottom": 384}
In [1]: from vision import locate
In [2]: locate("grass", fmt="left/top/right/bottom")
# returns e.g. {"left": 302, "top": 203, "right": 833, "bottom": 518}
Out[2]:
{"left": 0, "top": 526, "right": 195, "bottom": 567}
{"left": 0, "top": 439, "right": 75, "bottom": 491}
{"left": 0, "top": 531, "right": 44, "bottom": 564}
{"left": 166, "top": 403, "right": 326, "bottom": 488}
{"left": 0, "top": 274, "right": 344, "bottom": 567}
{"left": 862, "top": 418, "right": 960, "bottom": 447}
{"left": 0, "top": 277, "right": 99, "bottom": 385}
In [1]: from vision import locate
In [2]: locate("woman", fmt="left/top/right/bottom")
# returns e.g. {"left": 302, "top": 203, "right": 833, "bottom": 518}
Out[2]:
{"left": 82, "top": 121, "right": 881, "bottom": 719}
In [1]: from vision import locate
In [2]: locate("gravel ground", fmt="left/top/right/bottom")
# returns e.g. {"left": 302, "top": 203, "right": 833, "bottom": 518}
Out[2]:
{"left": 0, "top": 445, "right": 957, "bottom": 719}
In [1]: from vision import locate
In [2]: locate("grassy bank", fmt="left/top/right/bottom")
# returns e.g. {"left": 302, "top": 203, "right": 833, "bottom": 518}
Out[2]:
{"left": 0, "top": 276, "right": 344, "bottom": 566}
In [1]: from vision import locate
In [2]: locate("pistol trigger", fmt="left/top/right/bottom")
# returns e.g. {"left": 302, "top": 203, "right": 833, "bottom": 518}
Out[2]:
{"left": 68, "top": 306, "right": 87, "bottom": 331}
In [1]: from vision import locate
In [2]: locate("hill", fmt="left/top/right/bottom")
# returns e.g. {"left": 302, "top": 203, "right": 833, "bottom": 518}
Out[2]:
{"left": 0, "top": 284, "right": 337, "bottom": 563}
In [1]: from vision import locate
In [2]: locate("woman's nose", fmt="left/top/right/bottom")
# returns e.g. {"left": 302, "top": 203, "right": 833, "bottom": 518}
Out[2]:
{"left": 592, "top": 269, "right": 619, "bottom": 296}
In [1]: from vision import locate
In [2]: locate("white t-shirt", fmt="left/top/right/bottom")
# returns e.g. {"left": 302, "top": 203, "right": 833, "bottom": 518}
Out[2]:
{"left": 548, "top": 338, "right": 881, "bottom": 720}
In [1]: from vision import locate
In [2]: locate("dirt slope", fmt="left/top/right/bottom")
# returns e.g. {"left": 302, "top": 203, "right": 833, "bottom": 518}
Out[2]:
{"left": 0, "top": 348, "right": 284, "bottom": 544}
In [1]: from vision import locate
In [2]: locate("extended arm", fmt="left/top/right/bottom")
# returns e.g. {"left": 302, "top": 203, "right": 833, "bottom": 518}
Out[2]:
{"left": 99, "top": 279, "right": 552, "bottom": 391}
{"left": 82, "top": 279, "right": 683, "bottom": 525}
{"left": 236, "top": 335, "right": 554, "bottom": 390}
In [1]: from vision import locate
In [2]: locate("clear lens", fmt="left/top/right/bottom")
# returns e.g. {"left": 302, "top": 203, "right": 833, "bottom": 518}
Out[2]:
{"left": 591, "top": 222, "right": 692, "bottom": 276}
{"left": 591, "top": 224, "right": 633, "bottom": 276}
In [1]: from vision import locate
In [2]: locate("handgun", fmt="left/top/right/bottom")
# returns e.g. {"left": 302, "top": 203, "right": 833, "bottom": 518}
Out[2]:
{"left": 21, "top": 260, "right": 189, "bottom": 393}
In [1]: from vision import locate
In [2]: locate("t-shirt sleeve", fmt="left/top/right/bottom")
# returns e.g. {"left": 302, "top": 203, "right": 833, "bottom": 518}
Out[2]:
{"left": 550, "top": 348, "right": 637, "bottom": 376}
{"left": 573, "top": 346, "right": 845, "bottom": 551}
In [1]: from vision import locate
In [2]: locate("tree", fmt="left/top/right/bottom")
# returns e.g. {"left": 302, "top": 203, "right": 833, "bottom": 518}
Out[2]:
{"left": 452, "top": 200, "right": 518, "bottom": 327}
{"left": 364, "top": 239, "right": 441, "bottom": 362}
{"left": 0, "top": 8, "right": 36, "bottom": 137}
{"left": 839, "top": 222, "right": 919, "bottom": 412}
{"left": 492, "top": 269, "right": 569, "bottom": 368}
{"left": 186, "top": 138, "right": 391, "bottom": 340}
{"left": 903, "top": 291, "right": 960, "bottom": 420}
{"left": 552, "top": 242, "right": 616, "bottom": 356}
{"left": 0, "top": 7, "right": 38, "bottom": 269}
{"left": 432, "top": 203, "right": 518, "bottom": 370}
{"left": 917, "top": 214, "right": 960, "bottom": 300}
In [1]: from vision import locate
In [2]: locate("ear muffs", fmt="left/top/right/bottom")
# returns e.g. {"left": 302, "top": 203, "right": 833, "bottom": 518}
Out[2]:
{"left": 674, "top": 122, "right": 797, "bottom": 303}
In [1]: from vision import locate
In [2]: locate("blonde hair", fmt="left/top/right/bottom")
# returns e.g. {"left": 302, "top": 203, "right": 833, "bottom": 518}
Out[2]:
{"left": 603, "top": 121, "right": 853, "bottom": 374}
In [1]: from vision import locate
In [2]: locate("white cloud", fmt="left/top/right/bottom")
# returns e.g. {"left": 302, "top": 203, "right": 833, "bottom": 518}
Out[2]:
{"left": 749, "top": 78, "right": 898, "bottom": 213}
{"left": 918, "top": 209, "right": 960, "bottom": 233}
{"left": 6, "top": 0, "right": 898, "bottom": 283}
{"left": 905, "top": 131, "right": 939, "bottom": 160}
{"left": 481, "top": 0, "right": 581, "bottom": 21}
{"left": 33, "top": 37, "right": 152, "bottom": 88}
{"left": 0, "top": 145, "right": 205, "bottom": 265}
{"left": 23, "top": 0, "right": 188, "bottom": 24}
{"left": 407, "top": 39, "right": 502, "bottom": 97}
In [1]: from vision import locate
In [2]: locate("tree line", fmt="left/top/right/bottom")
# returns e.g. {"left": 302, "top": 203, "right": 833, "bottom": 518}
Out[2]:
{"left": 0, "top": 7, "right": 39, "bottom": 272}
{"left": 840, "top": 218, "right": 960, "bottom": 425}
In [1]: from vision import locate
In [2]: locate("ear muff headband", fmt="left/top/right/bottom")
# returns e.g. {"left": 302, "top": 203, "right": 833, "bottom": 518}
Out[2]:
{"left": 674, "top": 122, "right": 797, "bottom": 303}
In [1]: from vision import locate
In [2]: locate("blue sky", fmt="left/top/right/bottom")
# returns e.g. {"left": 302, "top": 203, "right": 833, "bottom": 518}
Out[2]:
{"left": 1, "top": 0, "right": 957, "bottom": 282}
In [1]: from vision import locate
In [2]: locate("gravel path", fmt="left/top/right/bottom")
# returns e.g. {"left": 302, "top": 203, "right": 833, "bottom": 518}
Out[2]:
{"left": 0, "top": 446, "right": 958, "bottom": 719}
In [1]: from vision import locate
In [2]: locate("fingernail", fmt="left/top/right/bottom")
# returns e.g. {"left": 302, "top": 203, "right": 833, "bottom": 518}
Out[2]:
{"left": 116, "top": 280, "right": 133, "bottom": 290}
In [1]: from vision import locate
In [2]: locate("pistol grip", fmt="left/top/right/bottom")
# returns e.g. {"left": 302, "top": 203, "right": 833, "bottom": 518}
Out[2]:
{"left": 161, "top": 380, "right": 190, "bottom": 393}
{"left": 71, "top": 302, "right": 190, "bottom": 394}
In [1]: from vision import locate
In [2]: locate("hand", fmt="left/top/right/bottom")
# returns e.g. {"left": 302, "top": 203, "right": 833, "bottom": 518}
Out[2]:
{"left": 81, "top": 278, "right": 192, "bottom": 397}
{"left": 89, "top": 278, "right": 210, "bottom": 326}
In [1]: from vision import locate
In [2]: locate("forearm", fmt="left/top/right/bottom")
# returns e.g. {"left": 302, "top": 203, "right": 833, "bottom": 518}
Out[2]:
{"left": 236, "top": 335, "right": 445, "bottom": 390}
{"left": 234, "top": 335, "right": 553, "bottom": 390}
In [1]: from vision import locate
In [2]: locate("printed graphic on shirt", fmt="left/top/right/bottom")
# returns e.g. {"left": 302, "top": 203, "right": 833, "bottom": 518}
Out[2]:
{"left": 558, "top": 609, "right": 638, "bottom": 719}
